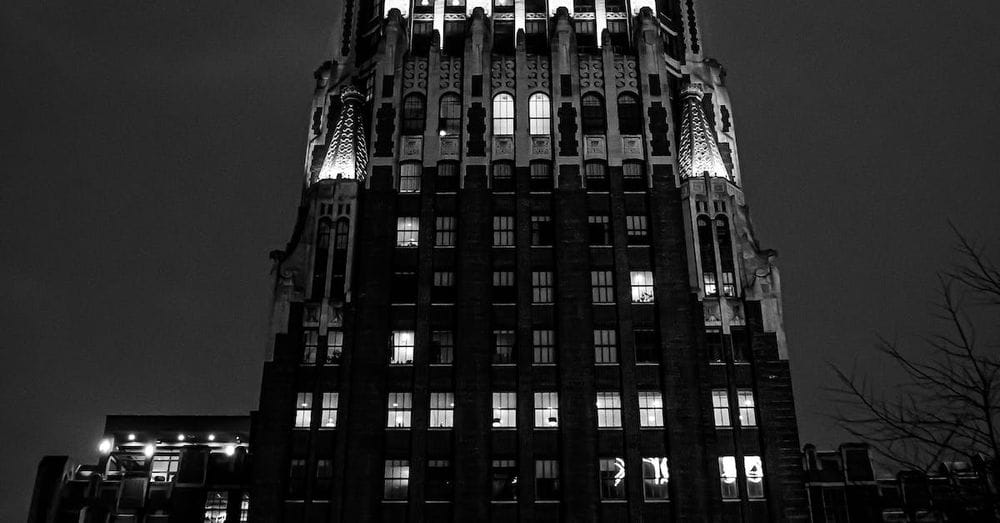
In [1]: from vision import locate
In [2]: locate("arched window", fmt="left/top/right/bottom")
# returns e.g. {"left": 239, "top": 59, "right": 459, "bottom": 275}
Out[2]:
{"left": 439, "top": 93, "right": 462, "bottom": 135}
{"left": 617, "top": 93, "right": 642, "bottom": 134}
{"left": 334, "top": 219, "right": 350, "bottom": 250}
{"left": 581, "top": 93, "right": 606, "bottom": 135}
{"left": 401, "top": 94, "right": 426, "bottom": 135}
{"left": 312, "top": 219, "right": 333, "bottom": 300}
{"left": 493, "top": 93, "right": 515, "bottom": 135}
{"left": 528, "top": 93, "right": 551, "bottom": 135}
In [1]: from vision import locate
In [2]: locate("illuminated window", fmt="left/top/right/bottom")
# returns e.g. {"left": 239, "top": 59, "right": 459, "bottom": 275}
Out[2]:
{"left": 493, "top": 271, "right": 516, "bottom": 302}
{"left": 599, "top": 458, "right": 627, "bottom": 499}
{"left": 638, "top": 391, "right": 664, "bottom": 427}
{"left": 594, "top": 329, "right": 618, "bottom": 364}
{"left": 703, "top": 272, "right": 718, "bottom": 296}
{"left": 712, "top": 390, "right": 731, "bottom": 427}
{"left": 426, "top": 460, "right": 453, "bottom": 501}
{"left": 437, "top": 161, "right": 459, "bottom": 192}
{"left": 623, "top": 161, "right": 647, "bottom": 191}
{"left": 431, "top": 330, "right": 454, "bottom": 364}
{"left": 390, "top": 330, "right": 415, "bottom": 365}
{"left": 533, "top": 329, "right": 555, "bottom": 364}
{"left": 596, "top": 392, "right": 622, "bottom": 428}
{"left": 585, "top": 161, "right": 609, "bottom": 192}
{"left": 288, "top": 459, "right": 306, "bottom": 498}
{"left": 630, "top": 271, "right": 655, "bottom": 303}
{"left": 581, "top": 93, "right": 606, "bottom": 134}
{"left": 239, "top": 493, "right": 248, "bottom": 522}
{"left": 534, "top": 392, "right": 559, "bottom": 428}
{"left": 430, "top": 392, "right": 455, "bottom": 428}
{"left": 626, "top": 215, "right": 648, "bottom": 245}
{"left": 325, "top": 330, "right": 343, "bottom": 364}
{"left": 531, "top": 215, "right": 554, "bottom": 246}
{"left": 642, "top": 457, "right": 670, "bottom": 500}
{"left": 491, "top": 161, "right": 514, "bottom": 192}
{"left": 439, "top": 93, "right": 462, "bottom": 135}
{"left": 204, "top": 490, "right": 228, "bottom": 522}
{"left": 435, "top": 216, "right": 456, "bottom": 246}
{"left": 493, "top": 93, "right": 515, "bottom": 135}
{"left": 617, "top": 93, "right": 642, "bottom": 134}
{"left": 396, "top": 217, "right": 419, "bottom": 247}
{"left": 319, "top": 392, "right": 339, "bottom": 429}
{"left": 399, "top": 162, "right": 422, "bottom": 193}
{"left": 491, "top": 459, "right": 518, "bottom": 500}
{"left": 722, "top": 272, "right": 736, "bottom": 297}
{"left": 401, "top": 94, "right": 426, "bottom": 135}
{"left": 535, "top": 460, "right": 560, "bottom": 500}
{"left": 588, "top": 215, "right": 611, "bottom": 246}
{"left": 492, "top": 392, "right": 516, "bottom": 428}
{"left": 737, "top": 389, "right": 757, "bottom": 427}
{"left": 294, "top": 392, "right": 312, "bottom": 429}
{"left": 150, "top": 454, "right": 180, "bottom": 482}
{"left": 529, "top": 93, "right": 551, "bottom": 135}
{"left": 493, "top": 330, "right": 516, "bottom": 364}
{"left": 387, "top": 393, "right": 412, "bottom": 428}
{"left": 302, "top": 330, "right": 318, "bottom": 365}
{"left": 315, "top": 459, "right": 334, "bottom": 498}
{"left": 532, "top": 271, "right": 554, "bottom": 304}
{"left": 744, "top": 456, "right": 765, "bottom": 498}
{"left": 718, "top": 456, "right": 739, "bottom": 499}
{"left": 384, "top": 460, "right": 410, "bottom": 500}
{"left": 493, "top": 216, "right": 514, "bottom": 246}
{"left": 591, "top": 270, "right": 615, "bottom": 303}
{"left": 529, "top": 161, "right": 553, "bottom": 192}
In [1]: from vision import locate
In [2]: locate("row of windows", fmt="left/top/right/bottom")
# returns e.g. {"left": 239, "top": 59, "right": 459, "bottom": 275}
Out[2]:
{"left": 401, "top": 92, "right": 643, "bottom": 136}
{"left": 395, "top": 214, "right": 650, "bottom": 247}
{"left": 396, "top": 160, "right": 648, "bottom": 193}
{"left": 204, "top": 491, "right": 249, "bottom": 522}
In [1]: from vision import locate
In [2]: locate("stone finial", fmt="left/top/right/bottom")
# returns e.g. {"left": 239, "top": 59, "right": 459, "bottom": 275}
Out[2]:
{"left": 678, "top": 83, "right": 730, "bottom": 181}
{"left": 315, "top": 85, "right": 369, "bottom": 184}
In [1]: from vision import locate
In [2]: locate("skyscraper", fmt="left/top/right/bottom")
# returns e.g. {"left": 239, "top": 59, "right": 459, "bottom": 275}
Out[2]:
{"left": 250, "top": 1, "right": 807, "bottom": 522}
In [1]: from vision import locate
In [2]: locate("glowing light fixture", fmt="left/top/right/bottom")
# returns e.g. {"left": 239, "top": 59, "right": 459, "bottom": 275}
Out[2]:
{"left": 177, "top": 434, "right": 186, "bottom": 442}
{"left": 98, "top": 439, "right": 113, "bottom": 454}
{"left": 208, "top": 434, "right": 216, "bottom": 441}
{"left": 144, "top": 444, "right": 156, "bottom": 458}
{"left": 224, "top": 445, "right": 236, "bottom": 457}
{"left": 127, "top": 433, "right": 136, "bottom": 441}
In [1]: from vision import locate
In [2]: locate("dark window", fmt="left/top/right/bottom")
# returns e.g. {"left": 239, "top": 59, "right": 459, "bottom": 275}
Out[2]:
{"left": 491, "top": 459, "right": 518, "bottom": 500}
{"left": 494, "top": 0, "right": 514, "bottom": 10}
{"left": 437, "top": 161, "right": 460, "bottom": 192}
{"left": 706, "top": 328, "right": 724, "bottom": 363}
{"left": 493, "top": 21, "right": 515, "bottom": 55}
{"left": 492, "top": 162, "right": 515, "bottom": 192}
{"left": 608, "top": 19, "right": 629, "bottom": 50}
{"left": 439, "top": 93, "right": 462, "bottom": 135}
{"left": 697, "top": 216, "right": 718, "bottom": 296}
{"left": 529, "top": 161, "right": 553, "bottom": 192}
{"left": 493, "top": 271, "right": 517, "bottom": 303}
{"left": 525, "top": 0, "right": 546, "bottom": 10}
{"left": 315, "top": 459, "right": 334, "bottom": 497}
{"left": 622, "top": 161, "right": 647, "bottom": 191}
{"left": 391, "top": 271, "right": 418, "bottom": 303}
{"left": 574, "top": 20, "right": 597, "bottom": 49}
{"left": 635, "top": 329, "right": 659, "bottom": 364}
{"left": 471, "top": 74, "right": 483, "bottom": 97}
{"left": 288, "top": 459, "right": 306, "bottom": 498}
{"left": 573, "top": 0, "right": 595, "bottom": 11}
{"left": 431, "top": 331, "right": 454, "bottom": 364}
{"left": 412, "top": 21, "right": 433, "bottom": 56}
{"left": 443, "top": 20, "right": 465, "bottom": 55}
{"left": 581, "top": 93, "right": 606, "bottom": 134}
{"left": 588, "top": 215, "right": 611, "bottom": 246}
{"left": 525, "top": 20, "right": 548, "bottom": 54}
{"left": 493, "top": 330, "right": 516, "bottom": 364}
{"left": 426, "top": 460, "right": 453, "bottom": 501}
{"left": 648, "top": 74, "right": 661, "bottom": 97}
{"left": 531, "top": 215, "right": 554, "bottom": 246}
{"left": 414, "top": 0, "right": 435, "bottom": 13}
{"left": 617, "top": 93, "right": 642, "bottom": 134}
{"left": 382, "top": 75, "right": 394, "bottom": 97}
{"left": 731, "top": 328, "right": 750, "bottom": 363}
{"left": 535, "top": 460, "right": 561, "bottom": 500}
{"left": 432, "top": 271, "right": 456, "bottom": 303}
{"left": 599, "top": 458, "right": 627, "bottom": 499}
{"left": 560, "top": 74, "right": 572, "bottom": 97}
{"left": 585, "top": 162, "right": 609, "bottom": 192}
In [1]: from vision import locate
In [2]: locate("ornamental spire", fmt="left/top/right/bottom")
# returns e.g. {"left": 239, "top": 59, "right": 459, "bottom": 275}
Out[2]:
{"left": 678, "top": 83, "right": 730, "bottom": 181}
{"left": 315, "top": 85, "right": 368, "bottom": 184}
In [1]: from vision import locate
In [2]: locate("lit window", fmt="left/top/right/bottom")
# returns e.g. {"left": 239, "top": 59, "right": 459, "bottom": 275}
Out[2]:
{"left": 718, "top": 456, "right": 739, "bottom": 499}
{"left": 396, "top": 217, "right": 419, "bottom": 247}
{"left": 529, "top": 93, "right": 551, "bottom": 135}
{"left": 491, "top": 459, "right": 518, "bottom": 500}
{"left": 703, "top": 272, "right": 718, "bottom": 296}
{"left": 492, "top": 392, "right": 516, "bottom": 428}
{"left": 204, "top": 490, "right": 228, "bottom": 522}
{"left": 642, "top": 457, "right": 670, "bottom": 500}
{"left": 494, "top": 330, "right": 516, "bottom": 364}
{"left": 302, "top": 330, "right": 318, "bottom": 365}
{"left": 294, "top": 392, "right": 312, "bottom": 429}
{"left": 401, "top": 94, "right": 426, "bottom": 135}
{"left": 426, "top": 460, "right": 453, "bottom": 501}
{"left": 712, "top": 390, "right": 731, "bottom": 427}
{"left": 533, "top": 329, "right": 555, "bottom": 364}
{"left": 529, "top": 161, "right": 553, "bottom": 192}
{"left": 596, "top": 392, "right": 622, "bottom": 428}
{"left": 737, "top": 389, "right": 757, "bottom": 427}
{"left": 532, "top": 271, "right": 554, "bottom": 304}
{"left": 439, "top": 93, "right": 462, "bottom": 135}
{"left": 531, "top": 215, "right": 554, "bottom": 246}
{"left": 588, "top": 215, "right": 611, "bottom": 246}
{"left": 626, "top": 215, "right": 649, "bottom": 245}
{"left": 387, "top": 392, "right": 412, "bottom": 428}
{"left": 535, "top": 460, "right": 560, "bottom": 500}
{"left": 581, "top": 93, "right": 606, "bottom": 134}
{"left": 534, "top": 392, "right": 559, "bottom": 428}
{"left": 390, "top": 330, "right": 415, "bottom": 365}
{"left": 320, "top": 392, "right": 339, "bottom": 429}
{"left": 399, "top": 162, "right": 422, "bottom": 193}
{"left": 239, "top": 493, "right": 249, "bottom": 522}
{"left": 638, "top": 391, "right": 664, "bottom": 427}
{"left": 315, "top": 459, "right": 334, "bottom": 498}
{"left": 325, "top": 330, "right": 343, "bottom": 364}
{"left": 384, "top": 460, "right": 410, "bottom": 500}
{"left": 591, "top": 270, "right": 615, "bottom": 303}
{"left": 150, "top": 454, "right": 180, "bottom": 482}
{"left": 744, "top": 456, "right": 765, "bottom": 498}
{"left": 594, "top": 329, "right": 618, "bottom": 364}
{"left": 617, "top": 93, "right": 642, "bottom": 134}
{"left": 493, "top": 216, "right": 514, "bottom": 246}
{"left": 599, "top": 458, "right": 627, "bottom": 499}
{"left": 435, "top": 216, "right": 456, "bottom": 246}
{"left": 430, "top": 392, "right": 455, "bottom": 428}
{"left": 431, "top": 330, "right": 454, "bottom": 364}
{"left": 493, "top": 93, "right": 515, "bottom": 135}
{"left": 630, "top": 271, "right": 655, "bottom": 303}
{"left": 722, "top": 272, "right": 736, "bottom": 297}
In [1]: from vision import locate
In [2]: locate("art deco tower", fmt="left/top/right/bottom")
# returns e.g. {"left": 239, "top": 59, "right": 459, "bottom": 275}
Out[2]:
{"left": 251, "top": 1, "right": 808, "bottom": 521}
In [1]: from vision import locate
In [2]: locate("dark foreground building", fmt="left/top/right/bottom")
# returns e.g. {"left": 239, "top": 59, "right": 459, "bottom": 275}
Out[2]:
{"left": 32, "top": 1, "right": 811, "bottom": 521}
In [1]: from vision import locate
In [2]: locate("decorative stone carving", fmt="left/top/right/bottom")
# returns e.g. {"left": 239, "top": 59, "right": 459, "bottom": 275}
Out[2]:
{"left": 401, "top": 136, "right": 423, "bottom": 160}
{"left": 584, "top": 136, "right": 606, "bottom": 160}
{"left": 439, "top": 58, "right": 463, "bottom": 90}
{"left": 525, "top": 56, "right": 550, "bottom": 90}
{"left": 491, "top": 58, "right": 515, "bottom": 90}
{"left": 621, "top": 135, "right": 643, "bottom": 158}
{"left": 614, "top": 57, "right": 638, "bottom": 90}
{"left": 703, "top": 301, "right": 722, "bottom": 325}
{"left": 440, "top": 136, "right": 460, "bottom": 158}
{"left": 493, "top": 136, "right": 514, "bottom": 158}
{"left": 578, "top": 55, "right": 604, "bottom": 90}
{"left": 530, "top": 136, "right": 551, "bottom": 156}
{"left": 403, "top": 58, "right": 428, "bottom": 91}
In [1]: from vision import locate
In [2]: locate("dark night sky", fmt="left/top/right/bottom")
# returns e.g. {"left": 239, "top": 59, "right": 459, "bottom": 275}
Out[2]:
{"left": 3, "top": 1, "right": 1000, "bottom": 520}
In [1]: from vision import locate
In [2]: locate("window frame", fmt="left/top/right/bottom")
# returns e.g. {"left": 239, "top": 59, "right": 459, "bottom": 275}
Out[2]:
{"left": 492, "top": 92, "right": 515, "bottom": 135}
{"left": 528, "top": 93, "right": 551, "bottom": 135}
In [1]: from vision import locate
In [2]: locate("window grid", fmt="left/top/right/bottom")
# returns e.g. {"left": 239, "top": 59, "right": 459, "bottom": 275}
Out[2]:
{"left": 599, "top": 457, "right": 627, "bottom": 499}
{"left": 390, "top": 330, "right": 415, "bottom": 365}
{"left": 493, "top": 216, "right": 514, "bottom": 247}
{"left": 594, "top": 329, "right": 618, "bottom": 364}
{"left": 325, "top": 331, "right": 343, "bottom": 365}
{"left": 591, "top": 270, "right": 615, "bottom": 303}
{"left": 492, "top": 392, "right": 517, "bottom": 428}
{"left": 396, "top": 217, "right": 419, "bottom": 247}
{"left": 529, "top": 93, "right": 551, "bottom": 135}
{"left": 431, "top": 330, "right": 454, "bottom": 364}
{"left": 387, "top": 392, "right": 413, "bottom": 428}
{"left": 596, "top": 392, "right": 622, "bottom": 428}
{"left": 439, "top": 94, "right": 462, "bottom": 135}
{"left": 493, "top": 330, "right": 516, "bottom": 365}
{"left": 384, "top": 460, "right": 410, "bottom": 500}
{"left": 493, "top": 93, "right": 515, "bottom": 135}
{"left": 399, "top": 162, "right": 422, "bottom": 193}
{"left": 492, "top": 161, "right": 515, "bottom": 192}
{"left": 532, "top": 271, "right": 554, "bottom": 304}
{"left": 642, "top": 457, "right": 670, "bottom": 500}
{"left": 320, "top": 392, "right": 339, "bottom": 429}
{"left": 302, "top": 330, "right": 318, "bottom": 365}
{"left": 294, "top": 392, "right": 312, "bottom": 429}
{"left": 638, "top": 391, "right": 664, "bottom": 427}
{"left": 534, "top": 392, "right": 559, "bottom": 428}
{"left": 533, "top": 329, "right": 555, "bottom": 364}
{"left": 626, "top": 215, "right": 649, "bottom": 245}
{"left": 712, "top": 390, "right": 731, "bottom": 427}
{"left": 430, "top": 392, "right": 455, "bottom": 428}
{"left": 745, "top": 456, "right": 765, "bottom": 498}
{"left": 529, "top": 161, "right": 553, "bottom": 192}
{"left": 630, "top": 271, "right": 655, "bottom": 303}
{"left": 535, "top": 460, "right": 560, "bottom": 500}
{"left": 588, "top": 215, "right": 611, "bottom": 246}
{"left": 435, "top": 216, "right": 456, "bottom": 246}
{"left": 204, "top": 491, "right": 227, "bottom": 522}
{"left": 737, "top": 389, "right": 757, "bottom": 427}
{"left": 719, "top": 456, "right": 739, "bottom": 499}
{"left": 531, "top": 215, "right": 553, "bottom": 246}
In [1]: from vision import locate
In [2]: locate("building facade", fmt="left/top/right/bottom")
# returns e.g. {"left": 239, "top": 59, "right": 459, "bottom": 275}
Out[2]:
{"left": 251, "top": 1, "right": 807, "bottom": 522}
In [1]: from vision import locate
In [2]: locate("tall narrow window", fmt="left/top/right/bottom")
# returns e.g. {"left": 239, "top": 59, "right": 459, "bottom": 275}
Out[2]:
{"left": 716, "top": 216, "right": 737, "bottom": 297}
{"left": 535, "top": 460, "right": 561, "bottom": 500}
{"left": 531, "top": 215, "right": 554, "bottom": 246}
{"left": 525, "top": 19, "right": 548, "bottom": 54}
{"left": 596, "top": 392, "right": 622, "bottom": 428}
{"left": 638, "top": 391, "right": 664, "bottom": 427}
{"left": 435, "top": 216, "right": 456, "bottom": 246}
{"left": 585, "top": 161, "right": 609, "bottom": 191}
{"left": 426, "top": 460, "right": 453, "bottom": 501}
{"left": 204, "top": 491, "right": 228, "bottom": 522}
{"left": 534, "top": 392, "right": 559, "bottom": 427}
{"left": 390, "top": 330, "right": 414, "bottom": 365}
{"left": 432, "top": 271, "right": 456, "bottom": 303}
{"left": 634, "top": 329, "right": 659, "bottom": 364}
{"left": 239, "top": 493, "right": 249, "bottom": 522}
{"left": 325, "top": 330, "right": 343, "bottom": 364}
{"left": 630, "top": 271, "right": 655, "bottom": 303}
{"left": 744, "top": 456, "right": 765, "bottom": 498}
{"left": 430, "top": 392, "right": 455, "bottom": 428}
{"left": 430, "top": 330, "right": 454, "bottom": 364}
{"left": 399, "top": 162, "right": 422, "bottom": 193}
{"left": 493, "top": 216, "right": 514, "bottom": 246}
{"left": 697, "top": 216, "right": 718, "bottom": 296}
{"left": 532, "top": 271, "right": 554, "bottom": 304}
{"left": 493, "top": 330, "right": 516, "bottom": 364}
{"left": 411, "top": 20, "right": 433, "bottom": 56}
{"left": 712, "top": 390, "right": 731, "bottom": 427}
{"left": 737, "top": 389, "right": 757, "bottom": 427}
{"left": 402, "top": 94, "right": 426, "bottom": 135}
{"left": 384, "top": 460, "right": 410, "bottom": 500}
{"left": 581, "top": 93, "right": 606, "bottom": 134}
{"left": 591, "top": 270, "right": 615, "bottom": 303}
{"left": 574, "top": 19, "right": 597, "bottom": 48}
{"left": 320, "top": 392, "right": 339, "bottom": 428}
{"left": 642, "top": 457, "right": 670, "bottom": 500}
{"left": 588, "top": 215, "right": 611, "bottom": 246}
{"left": 302, "top": 330, "right": 318, "bottom": 365}
{"left": 529, "top": 161, "right": 553, "bottom": 192}
{"left": 607, "top": 19, "right": 630, "bottom": 50}
{"left": 594, "top": 329, "right": 618, "bottom": 364}
{"left": 294, "top": 393, "right": 312, "bottom": 429}
{"left": 718, "top": 456, "right": 739, "bottom": 499}
{"left": 288, "top": 459, "right": 306, "bottom": 498}
{"left": 387, "top": 392, "right": 412, "bottom": 428}
{"left": 437, "top": 161, "right": 459, "bottom": 192}
{"left": 599, "top": 458, "right": 627, "bottom": 499}
{"left": 493, "top": 93, "right": 515, "bottom": 135}
{"left": 617, "top": 93, "right": 642, "bottom": 134}
{"left": 493, "top": 271, "right": 516, "bottom": 302}
{"left": 439, "top": 93, "right": 462, "bottom": 135}
{"left": 533, "top": 329, "right": 555, "bottom": 364}
{"left": 491, "top": 460, "right": 518, "bottom": 500}
{"left": 622, "top": 161, "right": 647, "bottom": 191}
{"left": 529, "top": 93, "right": 551, "bottom": 135}
{"left": 396, "top": 217, "right": 419, "bottom": 247}
{"left": 315, "top": 459, "right": 334, "bottom": 497}
{"left": 626, "top": 215, "right": 649, "bottom": 245}
{"left": 492, "top": 161, "right": 515, "bottom": 192}
{"left": 492, "top": 392, "right": 517, "bottom": 428}
{"left": 443, "top": 19, "right": 465, "bottom": 55}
